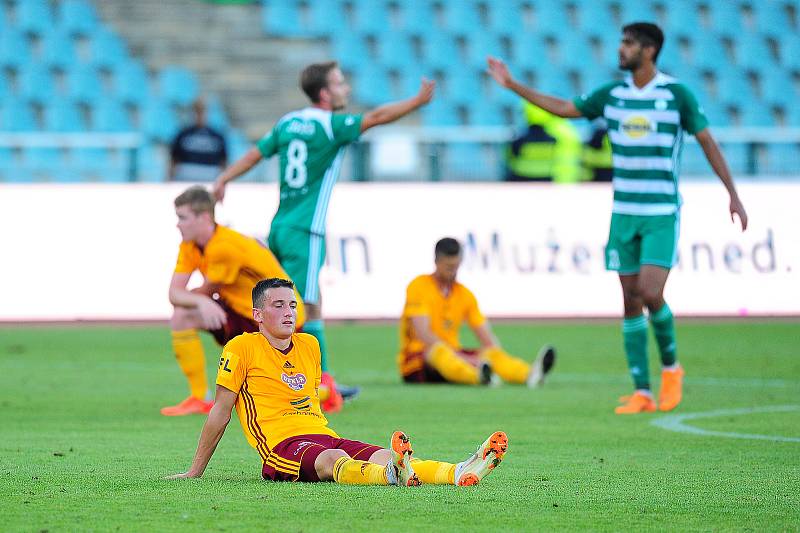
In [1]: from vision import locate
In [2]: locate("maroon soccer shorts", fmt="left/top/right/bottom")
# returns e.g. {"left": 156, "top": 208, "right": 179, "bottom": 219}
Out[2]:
{"left": 262, "top": 434, "right": 384, "bottom": 482}
{"left": 208, "top": 298, "right": 258, "bottom": 346}
{"left": 401, "top": 348, "right": 479, "bottom": 383}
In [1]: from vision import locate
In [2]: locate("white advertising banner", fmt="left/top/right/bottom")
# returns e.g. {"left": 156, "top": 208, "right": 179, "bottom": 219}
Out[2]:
{"left": 0, "top": 182, "right": 796, "bottom": 320}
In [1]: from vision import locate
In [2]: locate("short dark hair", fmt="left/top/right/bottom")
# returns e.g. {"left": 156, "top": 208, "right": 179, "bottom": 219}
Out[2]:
{"left": 174, "top": 186, "right": 215, "bottom": 217}
{"left": 435, "top": 237, "right": 461, "bottom": 259}
{"left": 252, "top": 278, "right": 295, "bottom": 308}
{"left": 300, "top": 61, "right": 339, "bottom": 103}
{"left": 623, "top": 22, "right": 664, "bottom": 62}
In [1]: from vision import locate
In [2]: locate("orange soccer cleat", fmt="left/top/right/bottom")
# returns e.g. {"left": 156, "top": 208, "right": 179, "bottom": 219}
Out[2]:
{"left": 455, "top": 431, "right": 508, "bottom": 486}
{"left": 160, "top": 396, "right": 213, "bottom": 416}
{"left": 614, "top": 391, "right": 656, "bottom": 414}
{"left": 319, "top": 372, "right": 344, "bottom": 413}
{"left": 386, "top": 431, "right": 421, "bottom": 487}
{"left": 658, "top": 365, "right": 685, "bottom": 412}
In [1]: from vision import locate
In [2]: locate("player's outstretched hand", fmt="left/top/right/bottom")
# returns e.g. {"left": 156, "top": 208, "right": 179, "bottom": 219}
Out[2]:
{"left": 416, "top": 78, "right": 435, "bottom": 105}
{"left": 487, "top": 56, "right": 512, "bottom": 88}
{"left": 730, "top": 195, "right": 748, "bottom": 231}
{"left": 211, "top": 179, "right": 226, "bottom": 203}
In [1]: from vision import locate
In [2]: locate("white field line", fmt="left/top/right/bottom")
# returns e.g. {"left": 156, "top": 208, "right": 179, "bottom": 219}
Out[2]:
{"left": 651, "top": 405, "right": 800, "bottom": 443}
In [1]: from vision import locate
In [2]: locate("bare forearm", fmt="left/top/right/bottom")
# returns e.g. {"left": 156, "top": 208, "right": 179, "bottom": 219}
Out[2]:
{"left": 217, "top": 149, "right": 261, "bottom": 186}
{"left": 698, "top": 134, "right": 738, "bottom": 197}
{"left": 507, "top": 79, "right": 581, "bottom": 118}
{"left": 474, "top": 324, "right": 499, "bottom": 349}
{"left": 185, "top": 410, "right": 230, "bottom": 477}
{"left": 169, "top": 286, "right": 212, "bottom": 308}
{"left": 366, "top": 96, "right": 425, "bottom": 127}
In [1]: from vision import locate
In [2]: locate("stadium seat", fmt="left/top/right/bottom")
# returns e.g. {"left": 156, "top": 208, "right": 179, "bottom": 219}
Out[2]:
{"left": 421, "top": 99, "right": 461, "bottom": 126}
{"left": 662, "top": 0, "right": 704, "bottom": 39}
{"left": 59, "top": 0, "right": 100, "bottom": 37}
{"left": 700, "top": 100, "right": 731, "bottom": 127}
{"left": 261, "top": 0, "right": 304, "bottom": 37}
{"left": 558, "top": 35, "right": 595, "bottom": 72}
{"left": 714, "top": 69, "right": 756, "bottom": 108}
{"left": 377, "top": 31, "right": 417, "bottom": 71}
{"left": 761, "top": 143, "right": 800, "bottom": 174}
{"left": 487, "top": 0, "right": 526, "bottom": 37}
{"left": 113, "top": 61, "right": 151, "bottom": 105}
{"left": 136, "top": 143, "right": 168, "bottom": 182}
{"left": 44, "top": 100, "right": 86, "bottom": 132}
{"left": 786, "top": 103, "right": 800, "bottom": 127}
{"left": 688, "top": 33, "right": 728, "bottom": 70}
{"left": 353, "top": 65, "right": 392, "bottom": 107}
{"left": 306, "top": 0, "right": 348, "bottom": 37}
{"left": 0, "top": 71, "right": 8, "bottom": 100}
{"left": 0, "top": 28, "right": 32, "bottom": 70}
{"left": 72, "top": 147, "right": 126, "bottom": 182}
{"left": 538, "top": 71, "right": 573, "bottom": 97}
{"left": 159, "top": 67, "right": 199, "bottom": 107}
{"left": 619, "top": 0, "right": 661, "bottom": 25}
{"left": 443, "top": 69, "right": 484, "bottom": 106}
{"left": 67, "top": 64, "right": 104, "bottom": 105}
{"left": 18, "top": 64, "right": 56, "bottom": 105}
{"left": 16, "top": 0, "right": 55, "bottom": 36}
{"left": 441, "top": 142, "right": 492, "bottom": 181}
{"left": 21, "top": 147, "right": 63, "bottom": 177}
{"left": 717, "top": 142, "right": 749, "bottom": 175}
{"left": 735, "top": 33, "right": 777, "bottom": 72}
{"left": 398, "top": 64, "right": 433, "bottom": 97}
{"left": 353, "top": 0, "right": 393, "bottom": 36}
{"left": 470, "top": 101, "right": 509, "bottom": 126}
{"left": 422, "top": 33, "right": 462, "bottom": 70}
{"left": 141, "top": 100, "right": 179, "bottom": 143}
{"left": 512, "top": 34, "right": 548, "bottom": 72}
{"left": 707, "top": 0, "right": 744, "bottom": 37}
{"left": 465, "top": 32, "right": 505, "bottom": 69}
{"left": 40, "top": 29, "right": 78, "bottom": 70}
{"left": 531, "top": 0, "right": 571, "bottom": 38}
{"left": 93, "top": 99, "right": 133, "bottom": 132}
{"left": 1, "top": 99, "right": 38, "bottom": 131}
{"left": 89, "top": 28, "right": 130, "bottom": 70}
{"left": 330, "top": 33, "right": 371, "bottom": 72}
{"left": 441, "top": 0, "right": 484, "bottom": 36}
{"left": 760, "top": 71, "right": 796, "bottom": 109}
{"left": 752, "top": 1, "right": 792, "bottom": 38}
{"left": 780, "top": 35, "right": 800, "bottom": 72}
{"left": 401, "top": 0, "right": 439, "bottom": 35}
{"left": 738, "top": 101, "right": 776, "bottom": 127}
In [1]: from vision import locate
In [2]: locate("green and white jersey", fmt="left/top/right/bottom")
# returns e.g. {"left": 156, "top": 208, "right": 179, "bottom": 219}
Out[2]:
{"left": 257, "top": 107, "right": 363, "bottom": 234}
{"left": 574, "top": 72, "right": 708, "bottom": 216}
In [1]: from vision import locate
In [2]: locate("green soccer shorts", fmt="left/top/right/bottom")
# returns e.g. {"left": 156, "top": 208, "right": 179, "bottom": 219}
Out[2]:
{"left": 268, "top": 225, "right": 326, "bottom": 304}
{"left": 605, "top": 212, "right": 680, "bottom": 274}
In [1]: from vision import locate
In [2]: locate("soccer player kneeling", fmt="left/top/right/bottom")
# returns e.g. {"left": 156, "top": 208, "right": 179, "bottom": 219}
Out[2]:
{"left": 166, "top": 278, "right": 507, "bottom": 486}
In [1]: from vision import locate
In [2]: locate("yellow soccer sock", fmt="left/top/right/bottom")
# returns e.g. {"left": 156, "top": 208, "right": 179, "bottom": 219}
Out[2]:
{"left": 427, "top": 342, "right": 480, "bottom": 384}
{"left": 171, "top": 329, "right": 207, "bottom": 399}
{"left": 410, "top": 458, "right": 456, "bottom": 485}
{"left": 482, "top": 346, "right": 530, "bottom": 384}
{"left": 332, "top": 457, "right": 388, "bottom": 485}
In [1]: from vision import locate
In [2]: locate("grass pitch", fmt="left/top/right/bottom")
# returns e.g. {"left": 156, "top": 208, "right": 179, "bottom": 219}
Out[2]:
{"left": 1, "top": 321, "right": 798, "bottom": 532}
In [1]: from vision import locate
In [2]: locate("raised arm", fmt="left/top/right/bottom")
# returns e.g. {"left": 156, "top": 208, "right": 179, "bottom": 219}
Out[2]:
{"left": 165, "top": 385, "right": 238, "bottom": 479}
{"left": 212, "top": 147, "right": 264, "bottom": 203}
{"left": 695, "top": 128, "right": 748, "bottom": 231}
{"left": 360, "top": 78, "right": 436, "bottom": 133}
{"left": 487, "top": 56, "right": 582, "bottom": 118}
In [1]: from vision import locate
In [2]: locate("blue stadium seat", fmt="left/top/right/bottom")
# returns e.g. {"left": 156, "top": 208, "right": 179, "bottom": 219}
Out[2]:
{"left": 538, "top": 71, "right": 573, "bottom": 96}
{"left": 398, "top": 64, "right": 432, "bottom": 97}
{"left": 736, "top": 33, "right": 776, "bottom": 72}
{"left": 40, "top": 29, "right": 78, "bottom": 70}
{"left": 89, "top": 28, "right": 129, "bottom": 70}
{"left": 67, "top": 64, "right": 104, "bottom": 105}
{"left": 780, "top": 35, "right": 800, "bottom": 71}
{"left": 762, "top": 144, "right": 800, "bottom": 174}
{"left": 441, "top": 0, "right": 483, "bottom": 36}
{"left": 707, "top": 0, "right": 744, "bottom": 37}
{"left": 377, "top": 31, "right": 417, "bottom": 71}
{"left": 16, "top": 0, "right": 55, "bottom": 36}
{"left": 488, "top": 0, "right": 525, "bottom": 37}
{"left": 159, "top": 67, "right": 199, "bottom": 106}
{"left": 0, "top": 71, "right": 8, "bottom": 100}
{"left": 93, "top": 99, "right": 133, "bottom": 132}
{"left": 787, "top": 104, "right": 800, "bottom": 127}
{"left": 512, "top": 34, "right": 548, "bottom": 72}
{"left": 619, "top": 0, "right": 661, "bottom": 25}
{"left": 401, "top": 0, "right": 438, "bottom": 35}
{"left": 422, "top": 33, "right": 461, "bottom": 70}
{"left": 113, "top": 61, "right": 151, "bottom": 105}
{"left": 136, "top": 143, "right": 168, "bottom": 182}
{"left": 21, "top": 147, "right": 63, "bottom": 177}
{"left": 573, "top": 0, "right": 613, "bottom": 38}
{"left": 141, "top": 100, "right": 179, "bottom": 143}
{"left": 421, "top": 99, "right": 461, "bottom": 126}
{"left": 760, "top": 70, "right": 796, "bottom": 109}
{"left": 738, "top": 101, "right": 776, "bottom": 127}
{"left": 558, "top": 35, "right": 594, "bottom": 72}
{"left": 353, "top": 65, "right": 392, "bottom": 107}
{"left": 0, "top": 148, "right": 21, "bottom": 182}
{"left": 59, "top": 0, "right": 100, "bottom": 36}
{"left": 353, "top": 0, "right": 393, "bottom": 36}
{"left": 465, "top": 32, "right": 504, "bottom": 68}
{"left": 444, "top": 70, "right": 483, "bottom": 106}
{"left": 700, "top": 100, "right": 731, "bottom": 127}
{"left": 753, "top": 1, "right": 791, "bottom": 38}
{"left": 715, "top": 69, "right": 756, "bottom": 108}
{"left": 579, "top": 68, "right": 616, "bottom": 95}
{"left": 1, "top": 99, "right": 38, "bottom": 131}
{"left": 261, "top": 0, "right": 304, "bottom": 37}
{"left": 306, "top": 0, "right": 348, "bottom": 37}
{"left": 45, "top": 100, "right": 86, "bottom": 132}
{"left": 717, "top": 142, "right": 748, "bottom": 175}
{"left": 0, "top": 28, "right": 32, "bottom": 70}
{"left": 442, "top": 143, "right": 491, "bottom": 181}
{"left": 470, "top": 101, "right": 508, "bottom": 126}
{"left": 72, "top": 148, "right": 126, "bottom": 183}
{"left": 531, "top": 0, "right": 571, "bottom": 38}
{"left": 330, "top": 33, "right": 370, "bottom": 72}
{"left": 662, "top": 0, "right": 704, "bottom": 39}
{"left": 18, "top": 64, "right": 56, "bottom": 105}
{"left": 688, "top": 33, "right": 728, "bottom": 70}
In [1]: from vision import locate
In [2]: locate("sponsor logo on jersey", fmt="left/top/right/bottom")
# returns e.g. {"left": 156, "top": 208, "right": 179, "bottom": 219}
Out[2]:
{"left": 283, "top": 360, "right": 295, "bottom": 370}
{"left": 282, "top": 372, "right": 307, "bottom": 391}
{"left": 621, "top": 115, "right": 654, "bottom": 139}
{"left": 286, "top": 120, "right": 316, "bottom": 136}
{"left": 294, "top": 440, "right": 316, "bottom": 455}
{"left": 290, "top": 395, "right": 312, "bottom": 411}
{"left": 607, "top": 249, "right": 621, "bottom": 270}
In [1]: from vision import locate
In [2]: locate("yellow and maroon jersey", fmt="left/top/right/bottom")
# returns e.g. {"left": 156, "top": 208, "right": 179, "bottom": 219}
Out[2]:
{"left": 398, "top": 274, "right": 486, "bottom": 375}
{"left": 174, "top": 225, "right": 305, "bottom": 326}
{"left": 216, "top": 332, "right": 338, "bottom": 456}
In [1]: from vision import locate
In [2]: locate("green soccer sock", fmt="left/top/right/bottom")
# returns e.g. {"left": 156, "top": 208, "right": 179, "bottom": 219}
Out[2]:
{"left": 622, "top": 315, "right": 650, "bottom": 390}
{"left": 650, "top": 303, "right": 677, "bottom": 367}
{"left": 303, "top": 319, "right": 329, "bottom": 372}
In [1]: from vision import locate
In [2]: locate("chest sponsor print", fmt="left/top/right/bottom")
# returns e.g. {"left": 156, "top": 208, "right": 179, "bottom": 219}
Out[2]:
{"left": 282, "top": 372, "right": 307, "bottom": 391}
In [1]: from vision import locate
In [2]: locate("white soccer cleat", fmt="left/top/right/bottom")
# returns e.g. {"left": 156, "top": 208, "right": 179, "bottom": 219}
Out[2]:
{"left": 527, "top": 344, "right": 556, "bottom": 388}
{"left": 385, "top": 430, "right": 421, "bottom": 487}
{"left": 454, "top": 431, "right": 508, "bottom": 486}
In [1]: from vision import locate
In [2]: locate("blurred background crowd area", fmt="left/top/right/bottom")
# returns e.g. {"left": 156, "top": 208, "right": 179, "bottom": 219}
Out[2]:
{"left": 1, "top": 0, "right": 799, "bottom": 183}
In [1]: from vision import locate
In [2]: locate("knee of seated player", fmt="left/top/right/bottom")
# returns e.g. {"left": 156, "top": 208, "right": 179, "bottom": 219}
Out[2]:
{"left": 170, "top": 306, "right": 201, "bottom": 331}
{"left": 315, "top": 448, "right": 350, "bottom": 481}
{"left": 368, "top": 448, "right": 391, "bottom": 465}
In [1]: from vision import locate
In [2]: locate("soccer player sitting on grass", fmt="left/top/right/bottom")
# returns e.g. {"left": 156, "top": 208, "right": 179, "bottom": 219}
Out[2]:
{"left": 399, "top": 238, "right": 556, "bottom": 387}
{"left": 162, "top": 186, "right": 307, "bottom": 416}
{"left": 166, "top": 278, "right": 507, "bottom": 487}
